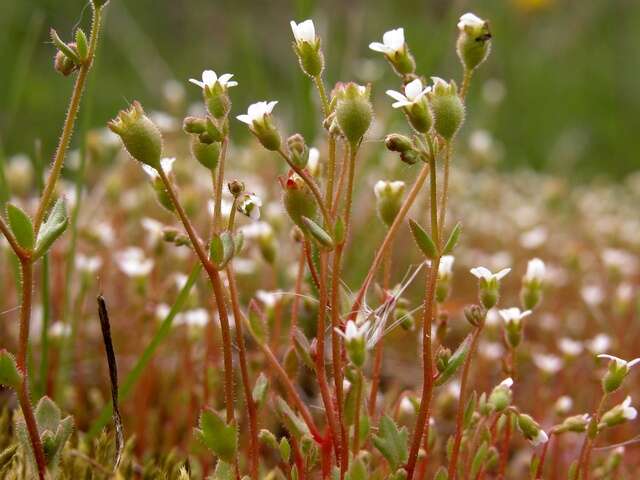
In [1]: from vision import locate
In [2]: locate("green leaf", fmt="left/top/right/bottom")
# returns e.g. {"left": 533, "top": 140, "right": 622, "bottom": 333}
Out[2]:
{"left": 345, "top": 457, "right": 367, "bottom": 480}
{"left": 333, "top": 216, "right": 345, "bottom": 244}
{"left": 442, "top": 222, "right": 462, "bottom": 255}
{"left": 248, "top": 305, "right": 268, "bottom": 344}
{"left": 435, "top": 333, "right": 472, "bottom": 387}
{"left": 196, "top": 409, "right": 237, "bottom": 463}
{"left": 33, "top": 198, "right": 68, "bottom": 259}
{"left": 0, "top": 349, "right": 22, "bottom": 389}
{"left": 409, "top": 219, "right": 437, "bottom": 259}
{"left": 301, "top": 216, "right": 334, "bottom": 249}
{"left": 35, "top": 396, "right": 61, "bottom": 434}
{"left": 279, "top": 437, "right": 291, "bottom": 463}
{"left": 50, "top": 28, "right": 80, "bottom": 64}
{"left": 292, "top": 328, "right": 314, "bottom": 370}
{"left": 470, "top": 441, "right": 488, "bottom": 478}
{"left": 275, "top": 397, "right": 310, "bottom": 439}
{"left": 210, "top": 231, "right": 235, "bottom": 269}
{"left": 252, "top": 373, "right": 269, "bottom": 406}
{"left": 372, "top": 415, "right": 408, "bottom": 470}
{"left": 75, "top": 28, "right": 88, "bottom": 61}
{"left": 464, "top": 391, "right": 477, "bottom": 429}
{"left": 212, "top": 460, "right": 235, "bottom": 480}
{"left": 7, "top": 203, "right": 34, "bottom": 250}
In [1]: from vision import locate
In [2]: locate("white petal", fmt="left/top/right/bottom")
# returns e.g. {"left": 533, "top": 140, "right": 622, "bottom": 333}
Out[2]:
{"left": 627, "top": 358, "right": 640, "bottom": 368}
{"left": 218, "top": 73, "right": 234, "bottom": 84}
{"left": 470, "top": 266, "right": 492, "bottom": 279}
{"left": 624, "top": 406, "right": 638, "bottom": 420}
{"left": 265, "top": 100, "right": 278, "bottom": 114}
{"left": 385, "top": 89, "right": 408, "bottom": 103}
{"left": 369, "top": 42, "right": 390, "bottom": 53}
{"left": 495, "top": 268, "right": 512, "bottom": 280}
{"left": 499, "top": 377, "right": 514, "bottom": 388}
{"left": 236, "top": 114, "right": 252, "bottom": 125}
{"left": 202, "top": 70, "right": 217, "bottom": 87}
{"left": 226, "top": 81, "right": 238, "bottom": 88}
{"left": 188, "top": 78, "right": 205, "bottom": 89}
{"left": 298, "top": 19, "right": 316, "bottom": 43}
{"left": 404, "top": 78, "right": 424, "bottom": 101}
{"left": 383, "top": 28, "right": 404, "bottom": 52}
{"left": 141, "top": 164, "right": 158, "bottom": 178}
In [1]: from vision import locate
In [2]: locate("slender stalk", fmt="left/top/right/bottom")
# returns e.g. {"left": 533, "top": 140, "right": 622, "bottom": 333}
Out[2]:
{"left": 438, "top": 142, "right": 452, "bottom": 232}
{"left": 33, "top": 4, "right": 104, "bottom": 233}
{"left": 535, "top": 431, "right": 554, "bottom": 479}
{"left": 406, "top": 153, "right": 440, "bottom": 480}
{"left": 460, "top": 69, "right": 473, "bottom": 101}
{"left": 314, "top": 76, "right": 330, "bottom": 118}
{"left": 17, "top": 259, "right": 47, "bottom": 479}
{"left": 326, "top": 136, "right": 337, "bottom": 213}
{"left": 346, "top": 162, "right": 430, "bottom": 324}
{"left": 213, "top": 138, "right": 228, "bottom": 233}
{"left": 577, "top": 394, "right": 608, "bottom": 479}
{"left": 0, "top": 216, "right": 28, "bottom": 259}
{"left": 227, "top": 266, "right": 259, "bottom": 480}
{"left": 498, "top": 412, "right": 512, "bottom": 479}
{"left": 156, "top": 168, "right": 236, "bottom": 425}
{"left": 352, "top": 370, "right": 364, "bottom": 455}
{"left": 290, "top": 244, "right": 306, "bottom": 338}
{"left": 447, "top": 326, "right": 483, "bottom": 479}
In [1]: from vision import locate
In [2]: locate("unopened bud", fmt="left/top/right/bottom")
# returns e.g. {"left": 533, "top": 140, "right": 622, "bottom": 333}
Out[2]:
{"left": 287, "top": 133, "right": 309, "bottom": 169}
{"left": 456, "top": 13, "right": 492, "bottom": 73}
{"left": 190, "top": 136, "right": 220, "bottom": 170}
{"left": 374, "top": 180, "right": 405, "bottom": 227}
{"left": 429, "top": 78, "right": 465, "bottom": 141}
{"left": 228, "top": 180, "right": 245, "bottom": 197}
{"left": 183, "top": 116, "right": 207, "bottom": 134}
{"left": 108, "top": 101, "right": 163, "bottom": 169}
{"left": 335, "top": 83, "right": 373, "bottom": 145}
{"left": 385, "top": 133, "right": 413, "bottom": 153}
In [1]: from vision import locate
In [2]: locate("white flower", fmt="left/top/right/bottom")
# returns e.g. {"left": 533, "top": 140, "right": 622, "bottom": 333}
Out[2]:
{"left": 238, "top": 193, "right": 263, "bottom": 220}
{"left": 386, "top": 78, "right": 430, "bottom": 109}
{"left": 400, "top": 397, "right": 415, "bottom": 415}
{"left": 581, "top": 284, "right": 604, "bottom": 306}
{"left": 308, "top": 147, "right": 320, "bottom": 176}
{"left": 75, "top": 254, "right": 102, "bottom": 274}
{"left": 587, "top": 334, "right": 611, "bottom": 354}
{"left": 236, "top": 101, "right": 278, "bottom": 127}
{"left": 438, "top": 255, "right": 455, "bottom": 277}
{"left": 499, "top": 377, "right": 514, "bottom": 389}
{"left": 256, "top": 290, "right": 279, "bottom": 309}
{"left": 188, "top": 70, "right": 237, "bottom": 90}
{"left": 49, "top": 322, "right": 71, "bottom": 339}
{"left": 498, "top": 307, "right": 531, "bottom": 326}
{"left": 530, "top": 429, "right": 549, "bottom": 447}
{"left": 369, "top": 28, "right": 405, "bottom": 55}
{"left": 621, "top": 396, "right": 638, "bottom": 420}
{"left": 115, "top": 247, "right": 154, "bottom": 278}
{"left": 533, "top": 353, "right": 563, "bottom": 374}
{"left": 470, "top": 266, "right": 511, "bottom": 281}
{"left": 555, "top": 396, "right": 573, "bottom": 414}
{"left": 176, "top": 308, "right": 209, "bottom": 328}
{"left": 338, "top": 320, "right": 369, "bottom": 343}
{"left": 143, "top": 157, "right": 175, "bottom": 179}
{"left": 524, "top": 258, "right": 546, "bottom": 284}
{"left": 558, "top": 338, "right": 583, "bottom": 357}
{"left": 374, "top": 180, "right": 405, "bottom": 199}
{"left": 290, "top": 19, "right": 316, "bottom": 44}
{"left": 457, "top": 13, "right": 485, "bottom": 31}
{"left": 597, "top": 354, "right": 640, "bottom": 370}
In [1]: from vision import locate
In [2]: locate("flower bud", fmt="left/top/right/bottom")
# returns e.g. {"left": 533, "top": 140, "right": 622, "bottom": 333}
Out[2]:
{"left": 238, "top": 193, "right": 262, "bottom": 221}
{"left": 488, "top": 378, "right": 513, "bottom": 412}
{"left": 470, "top": 267, "right": 511, "bottom": 310}
{"left": 521, "top": 258, "right": 546, "bottom": 310}
{"left": 600, "top": 396, "right": 637, "bottom": 428}
{"left": 228, "top": 180, "right": 245, "bottom": 197}
{"left": 237, "top": 101, "right": 281, "bottom": 151}
{"left": 385, "top": 133, "right": 413, "bottom": 153}
{"left": 108, "top": 101, "right": 163, "bottom": 169}
{"left": 337, "top": 320, "right": 369, "bottom": 368}
{"left": 287, "top": 133, "right": 309, "bottom": 169}
{"left": 556, "top": 414, "right": 590, "bottom": 434}
{"left": 464, "top": 304, "right": 486, "bottom": 327}
{"left": 517, "top": 413, "right": 548, "bottom": 446}
{"left": 54, "top": 48, "right": 77, "bottom": 76}
{"left": 400, "top": 150, "right": 420, "bottom": 165}
{"left": 290, "top": 20, "right": 324, "bottom": 77}
{"left": 190, "top": 136, "right": 220, "bottom": 171}
{"left": 282, "top": 174, "right": 318, "bottom": 232}
{"left": 374, "top": 180, "right": 405, "bottom": 227}
{"left": 436, "top": 255, "right": 455, "bottom": 303}
{"left": 429, "top": 78, "right": 465, "bottom": 141}
{"left": 183, "top": 116, "right": 207, "bottom": 134}
{"left": 598, "top": 354, "right": 640, "bottom": 393}
{"left": 259, "top": 429, "right": 278, "bottom": 450}
{"left": 335, "top": 83, "right": 373, "bottom": 145}
{"left": 499, "top": 308, "right": 530, "bottom": 349}
{"left": 436, "top": 348, "right": 452, "bottom": 373}
{"left": 456, "top": 13, "right": 492, "bottom": 73}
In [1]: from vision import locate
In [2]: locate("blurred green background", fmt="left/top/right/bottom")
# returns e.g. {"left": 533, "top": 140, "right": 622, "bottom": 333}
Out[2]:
{"left": 1, "top": 0, "right": 639, "bottom": 180}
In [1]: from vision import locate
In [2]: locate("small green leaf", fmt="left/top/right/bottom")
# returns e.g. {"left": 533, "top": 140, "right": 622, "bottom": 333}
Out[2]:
{"left": 345, "top": 457, "right": 367, "bottom": 480}
{"left": 470, "top": 441, "right": 488, "bottom": 478}
{"left": 442, "top": 222, "right": 462, "bottom": 255}
{"left": 212, "top": 231, "right": 235, "bottom": 269}
{"left": 212, "top": 460, "right": 235, "bottom": 480}
{"left": 333, "top": 216, "right": 345, "bottom": 244}
{"left": 372, "top": 415, "right": 408, "bottom": 470}
{"left": 35, "top": 396, "right": 61, "bottom": 434}
{"left": 196, "top": 409, "right": 237, "bottom": 463}
{"left": 301, "top": 216, "right": 334, "bottom": 249}
{"left": 252, "top": 373, "right": 269, "bottom": 406}
{"left": 247, "top": 304, "right": 268, "bottom": 344}
{"left": 435, "top": 334, "right": 472, "bottom": 387}
{"left": 34, "top": 198, "right": 68, "bottom": 259}
{"left": 409, "top": 219, "right": 437, "bottom": 259}
{"left": 275, "top": 397, "right": 310, "bottom": 439}
{"left": 50, "top": 28, "right": 80, "bottom": 64}
{"left": 464, "top": 391, "right": 477, "bottom": 429}
{"left": 292, "top": 328, "right": 314, "bottom": 370}
{"left": 279, "top": 437, "right": 291, "bottom": 463}
{"left": 0, "top": 349, "right": 22, "bottom": 389}
{"left": 7, "top": 203, "right": 34, "bottom": 250}
{"left": 75, "top": 28, "right": 89, "bottom": 61}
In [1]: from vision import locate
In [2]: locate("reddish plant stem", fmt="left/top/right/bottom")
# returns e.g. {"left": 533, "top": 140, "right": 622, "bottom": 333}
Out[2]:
{"left": 535, "top": 432, "right": 554, "bottom": 479}
{"left": 498, "top": 412, "right": 512, "bottom": 479}
{"left": 290, "top": 244, "right": 306, "bottom": 339}
{"left": 352, "top": 370, "right": 364, "bottom": 455}
{"left": 227, "top": 266, "right": 260, "bottom": 480}
{"left": 304, "top": 239, "right": 321, "bottom": 290}
{"left": 447, "top": 326, "right": 483, "bottom": 479}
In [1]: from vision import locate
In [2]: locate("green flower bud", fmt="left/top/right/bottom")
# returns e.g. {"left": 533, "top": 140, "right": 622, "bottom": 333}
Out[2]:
{"left": 429, "top": 78, "right": 465, "bottom": 141}
{"left": 287, "top": 133, "right": 309, "bottom": 169}
{"left": 521, "top": 258, "right": 546, "bottom": 310}
{"left": 517, "top": 413, "right": 548, "bottom": 446}
{"left": 598, "top": 354, "right": 640, "bottom": 393}
{"left": 335, "top": 83, "right": 373, "bottom": 145}
{"left": 400, "top": 150, "right": 420, "bottom": 165}
{"left": 183, "top": 116, "right": 207, "bottom": 134}
{"left": 556, "top": 414, "right": 591, "bottom": 434}
{"left": 464, "top": 304, "right": 486, "bottom": 327}
{"left": 282, "top": 174, "right": 317, "bottom": 232}
{"left": 108, "top": 101, "right": 163, "bottom": 169}
{"left": 600, "top": 396, "right": 638, "bottom": 428}
{"left": 259, "top": 429, "right": 278, "bottom": 450}
{"left": 498, "top": 308, "right": 530, "bottom": 349}
{"left": 338, "top": 320, "right": 369, "bottom": 368}
{"left": 290, "top": 20, "right": 324, "bottom": 77}
{"left": 385, "top": 133, "right": 414, "bottom": 153}
{"left": 471, "top": 267, "right": 511, "bottom": 310}
{"left": 436, "top": 348, "right": 452, "bottom": 373}
{"left": 456, "top": 13, "right": 492, "bottom": 73}
{"left": 374, "top": 180, "right": 405, "bottom": 227}
{"left": 488, "top": 378, "right": 513, "bottom": 412}
{"left": 190, "top": 136, "right": 220, "bottom": 170}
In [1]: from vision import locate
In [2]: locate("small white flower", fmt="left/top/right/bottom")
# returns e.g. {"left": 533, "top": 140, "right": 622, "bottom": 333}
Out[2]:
{"left": 256, "top": 290, "right": 279, "bottom": 309}
{"left": 499, "top": 377, "right": 514, "bottom": 389}
{"left": 498, "top": 307, "right": 531, "bottom": 326}
{"left": 369, "top": 28, "right": 405, "bottom": 55}
{"left": 581, "top": 284, "right": 604, "bottom": 306}
{"left": 236, "top": 101, "right": 278, "bottom": 127}
{"left": 400, "top": 396, "right": 415, "bottom": 414}
{"left": 558, "top": 337, "right": 583, "bottom": 357}
{"left": 290, "top": 19, "right": 316, "bottom": 44}
{"left": 189, "top": 70, "right": 237, "bottom": 90}
{"left": 439, "top": 255, "right": 455, "bottom": 278}
{"left": 587, "top": 334, "right": 611, "bottom": 354}
{"left": 115, "top": 247, "right": 154, "bottom": 278}
{"left": 338, "top": 320, "right": 369, "bottom": 343}
{"left": 524, "top": 258, "right": 546, "bottom": 284}
{"left": 386, "top": 78, "right": 430, "bottom": 109}
{"left": 530, "top": 429, "right": 549, "bottom": 447}
{"left": 533, "top": 353, "right": 563, "bottom": 374}
{"left": 49, "top": 322, "right": 71, "bottom": 339}
{"left": 621, "top": 396, "right": 638, "bottom": 420}
{"left": 457, "top": 13, "right": 485, "bottom": 31}
{"left": 308, "top": 147, "right": 320, "bottom": 176}
{"left": 238, "top": 193, "right": 263, "bottom": 220}
{"left": 374, "top": 180, "right": 405, "bottom": 199}
{"left": 598, "top": 354, "right": 640, "bottom": 370}
{"left": 176, "top": 308, "right": 209, "bottom": 328}
{"left": 555, "top": 396, "right": 573, "bottom": 414}
{"left": 470, "top": 266, "right": 511, "bottom": 282}
{"left": 75, "top": 254, "right": 102, "bottom": 274}
{"left": 143, "top": 157, "right": 175, "bottom": 179}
